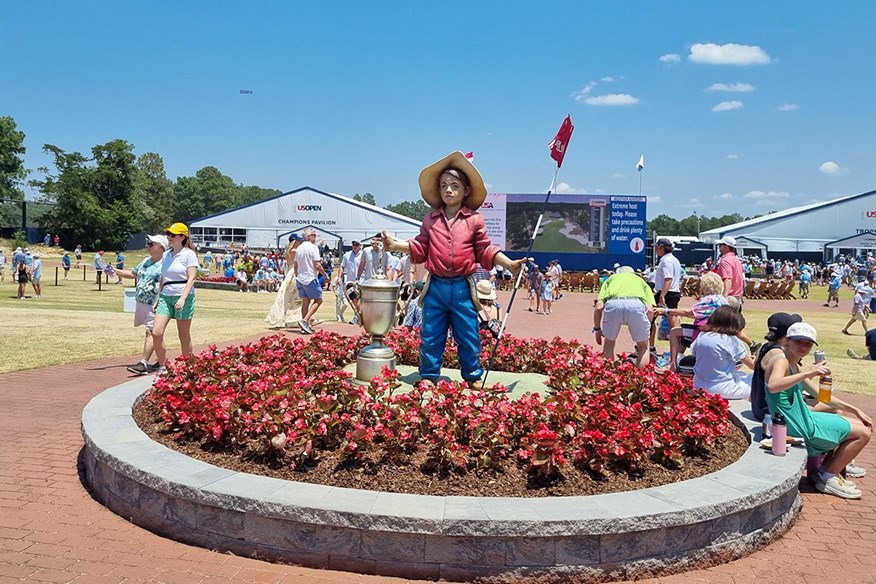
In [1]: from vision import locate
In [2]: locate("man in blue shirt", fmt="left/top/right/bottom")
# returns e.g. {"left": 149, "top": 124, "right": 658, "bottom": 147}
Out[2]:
{"left": 799, "top": 269, "right": 811, "bottom": 299}
{"left": 30, "top": 253, "right": 43, "bottom": 298}
{"left": 115, "top": 251, "right": 125, "bottom": 284}
{"left": 825, "top": 271, "right": 841, "bottom": 308}
{"left": 848, "top": 328, "right": 876, "bottom": 361}
{"left": 62, "top": 251, "right": 71, "bottom": 280}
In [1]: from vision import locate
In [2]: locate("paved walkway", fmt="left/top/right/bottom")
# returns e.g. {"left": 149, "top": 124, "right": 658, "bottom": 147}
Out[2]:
{"left": 2, "top": 290, "right": 876, "bottom": 583}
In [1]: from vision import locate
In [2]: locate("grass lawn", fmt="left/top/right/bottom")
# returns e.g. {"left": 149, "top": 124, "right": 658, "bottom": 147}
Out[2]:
{"left": 734, "top": 303, "right": 874, "bottom": 397}
{"left": 0, "top": 257, "right": 338, "bottom": 373}
{"left": 531, "top": 220, "right": 590, "bottom": 253}
{"left": 2, "top": 235, "right": 874, "bottom": 398}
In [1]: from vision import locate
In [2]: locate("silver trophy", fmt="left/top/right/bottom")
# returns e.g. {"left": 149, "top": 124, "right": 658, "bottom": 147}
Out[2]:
{"left": 344, "top": 243, "right": 412, "bottom": 382}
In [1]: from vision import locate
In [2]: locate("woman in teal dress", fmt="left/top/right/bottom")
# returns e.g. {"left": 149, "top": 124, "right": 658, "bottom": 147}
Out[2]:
{"left": 764, "top": 322, "right": 872, "bottom": 499}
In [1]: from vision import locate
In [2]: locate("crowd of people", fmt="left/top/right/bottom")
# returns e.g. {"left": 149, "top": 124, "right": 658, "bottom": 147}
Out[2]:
{"left": 1, "top": 246, "right": 44, "bottom": 299}
{"left": 589, "top": 236, "right": 874, "bottom": 499}
{"left": 6, "top": 150, "right": 874, "bottom": 502}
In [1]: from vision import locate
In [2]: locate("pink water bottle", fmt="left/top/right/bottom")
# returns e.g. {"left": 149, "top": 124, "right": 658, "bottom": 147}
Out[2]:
{"left": 771, "top": 412, "right": 787, "bottom": 456}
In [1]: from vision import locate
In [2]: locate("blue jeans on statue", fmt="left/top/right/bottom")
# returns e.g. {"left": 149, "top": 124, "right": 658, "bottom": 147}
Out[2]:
{"left": 419, "top": 276, "right": 483, "bottom": 382}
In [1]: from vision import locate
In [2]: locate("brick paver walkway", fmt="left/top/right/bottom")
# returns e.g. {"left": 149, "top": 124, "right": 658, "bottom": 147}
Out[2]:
{"left": 2, "top": 290, "right": 875, "bottom": 583}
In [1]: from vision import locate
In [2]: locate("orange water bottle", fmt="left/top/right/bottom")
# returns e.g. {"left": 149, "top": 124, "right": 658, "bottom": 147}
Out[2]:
{"left": 818, "top": 375, "right": 833, "bottom": 404}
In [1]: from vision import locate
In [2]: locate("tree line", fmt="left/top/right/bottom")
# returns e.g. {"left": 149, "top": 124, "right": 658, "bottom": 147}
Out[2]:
{"left": 1, "top": 115, "right": 748, "bottom": 250}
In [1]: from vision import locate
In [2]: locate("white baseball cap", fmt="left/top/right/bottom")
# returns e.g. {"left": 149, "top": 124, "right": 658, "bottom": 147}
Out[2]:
{"left": 146, "top": 234, "right": 169, "bottom": 249}
{"left": 715, "top": 236, "right": 737, "bottom": 247}
{"left": 786, "top": 322, "right": 818, "bottom": 345}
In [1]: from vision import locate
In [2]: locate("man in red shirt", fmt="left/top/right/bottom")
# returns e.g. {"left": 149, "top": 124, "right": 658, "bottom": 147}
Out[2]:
{"left": 715, "top": 236, "right": 745, "bottom": 307}
{"left": 384, "top": 151, "right": 523, "bottom": 384}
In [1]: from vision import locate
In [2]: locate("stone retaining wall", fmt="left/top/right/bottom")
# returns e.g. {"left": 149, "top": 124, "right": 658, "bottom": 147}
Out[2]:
{"left": 82, "top": 377, "right": 806, "bottom": 582}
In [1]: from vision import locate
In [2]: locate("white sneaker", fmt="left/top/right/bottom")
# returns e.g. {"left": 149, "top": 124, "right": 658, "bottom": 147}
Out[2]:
{"left": 846, "top": 460, "right": 867, "bottom": 478}
{"left": 815, "top": 474, "right": 861, "bottom": 499}
{"left": 847, "top": 348, "right": 860, "bottom": 359}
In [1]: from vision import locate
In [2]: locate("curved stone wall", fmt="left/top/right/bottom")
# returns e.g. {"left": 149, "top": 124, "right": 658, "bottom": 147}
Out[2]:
{"left": 82, "top": 377, "right": 805, "bottom": 582}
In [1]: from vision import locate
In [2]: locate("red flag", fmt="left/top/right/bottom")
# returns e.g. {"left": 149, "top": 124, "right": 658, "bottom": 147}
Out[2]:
{"left": 547, "top": 115, "right": 574, "bottom": 168}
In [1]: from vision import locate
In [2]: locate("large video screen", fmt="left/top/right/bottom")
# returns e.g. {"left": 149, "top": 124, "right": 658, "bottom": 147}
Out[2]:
{"left": 480, "top": 193, "right": 647, "bottom": 270}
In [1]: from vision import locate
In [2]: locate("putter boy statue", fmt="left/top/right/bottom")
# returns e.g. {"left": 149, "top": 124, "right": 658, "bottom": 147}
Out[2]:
{"left": 382, "top": 151, "right": 524, "bottom": 385}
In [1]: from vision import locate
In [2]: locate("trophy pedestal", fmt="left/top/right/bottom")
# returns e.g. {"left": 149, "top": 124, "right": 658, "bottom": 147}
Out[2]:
{"left": 355, "top": 341, "right": 397, "bottom": 382}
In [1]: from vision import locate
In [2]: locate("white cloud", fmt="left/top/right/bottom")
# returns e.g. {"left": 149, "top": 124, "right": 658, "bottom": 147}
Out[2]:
{"left": 556, "top": 182, "right": 587, "bottom": 194}
{"left": 689, "top": 43, "right": 772, "bottom": 65}
{"left": 819, "top": 161, "right": 850, "bottom": 176}
{"left": 609, "top": 173, "right": 626, "bottom": 179}
{"left": 660, "top": 53, "right": 681, "bottom": 63}
{"left": 725, "top": 154, "right": 738, "bottom": 160}
{"left": 648, "top": 195, "right": 662, "bottom": 204}
{"left": 571, "top": 81, "right": 598, "bottom": 101}
{"left": 778, "top": 103, "right": 799, "bottom": 111}
{"left": 681, "top": 198, "right": 706, "bottom": 208}
{"left": 714, "top": 193, "right": 734, "bottom": 200}
{"left": 484, "top": 182, "right": 493, "bottom": 190}
{"left": 600, "top": 76, "right": 618, "bottom": 83}
{"left": 706, "top": 82, "right": 755, "bottom": 92}
{"left": 584, "top": 93, "right": 639, "bottom": 106}
{"left": 712, "top": 100, "right": 744, "bottom": 112}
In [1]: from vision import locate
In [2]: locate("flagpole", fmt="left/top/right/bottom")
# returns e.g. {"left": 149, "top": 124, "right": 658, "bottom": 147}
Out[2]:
{"left": 637, "top": 154, "right": 644, "bottom": 196}
{"left": 481, "top": 164, "right": 560, "bottom": 389}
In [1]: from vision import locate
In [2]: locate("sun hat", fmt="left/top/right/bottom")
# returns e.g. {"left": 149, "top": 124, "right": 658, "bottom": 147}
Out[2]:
{"left": 418, "top": 151, "right": 487, "bottom": 210}
{"left": 786, "top": 322, "right": 818, "bottom": 345}
{"left": 164, "top": 222, "right": 189, "bottom": 236}
{"left": 146, "top": 234, "right": 169, "bottom": 249}
{"left": 655, "top": 238, "right": 673, "bottom": 250}
{"left": 475, "top": 279, "right": 497, "bottom": 300}
{"left": 716, "top": 235, "right": 737, "bottom": 248}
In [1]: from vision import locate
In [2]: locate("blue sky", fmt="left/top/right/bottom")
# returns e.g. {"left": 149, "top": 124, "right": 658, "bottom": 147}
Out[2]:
{"left": 4, "top": 1, "right": 875, "bottom": 219}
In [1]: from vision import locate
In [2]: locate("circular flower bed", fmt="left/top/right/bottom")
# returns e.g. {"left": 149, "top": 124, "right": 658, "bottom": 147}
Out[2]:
{"left": 146, "top": 329, "right": 738, "bottom": 489}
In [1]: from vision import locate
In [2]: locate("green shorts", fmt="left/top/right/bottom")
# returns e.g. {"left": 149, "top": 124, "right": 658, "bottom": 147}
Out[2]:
{"left": 156, "top": 293, "right": 196, "bottom": 320}
{"left": 805, "top": 412, "right": 852, "bottom": 456}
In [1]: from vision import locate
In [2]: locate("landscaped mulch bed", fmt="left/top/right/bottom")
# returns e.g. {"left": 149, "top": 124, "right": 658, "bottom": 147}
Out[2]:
{"left": 133, "top": 398, "right": 749, "bottom": 498}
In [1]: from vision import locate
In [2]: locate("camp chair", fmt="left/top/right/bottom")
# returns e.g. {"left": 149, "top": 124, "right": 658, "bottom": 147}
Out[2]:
{"left": 582, "top": 272, "right": 598, "bottom": 292}
{"left": 569, "top": 272, "right": 583, "bottom": 292}
{"left": 762, "top": 280, "right": 781, "bottom": 299}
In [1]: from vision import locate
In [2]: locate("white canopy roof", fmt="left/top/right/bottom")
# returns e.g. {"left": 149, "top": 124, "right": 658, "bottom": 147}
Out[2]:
{"left": 699, "top": 189, "right": 876, "bottom": 253}
{"left": 824, "top": 232, "right": 876, "bottom": 250}
{"left": 191, "top": 187, "right": 422, "bottom": 248}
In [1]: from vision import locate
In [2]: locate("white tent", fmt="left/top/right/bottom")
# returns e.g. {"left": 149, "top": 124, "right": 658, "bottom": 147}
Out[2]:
{"left": 731, "top": 236, "right": 768, "bottom": 258}
{"left": 700, "top": 189, "right": 876, "bottom": 254}
{"left": 190, "top": 187, "right": 422, "bottom": 249}
{"left": 824, "top": 232, "right": 876, "bottom": 260}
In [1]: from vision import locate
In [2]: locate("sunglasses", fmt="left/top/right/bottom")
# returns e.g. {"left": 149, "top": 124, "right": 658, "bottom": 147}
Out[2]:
{"left": 165, "top": 232, "right": 183, "bottom": 238}
{"left": 146, "top": 242, "right": 156, "bottom": 248}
